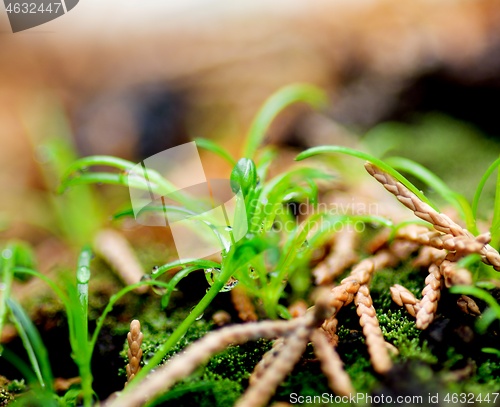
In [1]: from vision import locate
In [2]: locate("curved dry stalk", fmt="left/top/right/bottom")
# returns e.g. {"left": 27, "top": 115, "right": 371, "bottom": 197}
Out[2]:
{"left": 395, "top": 225, "right": 488, "bottom": 255}
{"left": 93, "top": 229, "right": 148, "bottom": 293}
{"left": 390, "top": 284, "right": 421, "bottom": 317}
{"left": 355, "top": 284, "right": 392, "bottom": 374}
{"left": 413, "top": 246, "right": 447, "bottom": 268}
{"left": 321, "top": 316, "right": 339, "bottom": 346}
{"left": 439, "top": 259, "right": 472, "bottom": 288}
{"left": 249, "top": 338, "right": 285, "bottom": 386}
{"left": 235, "top": 304, "right": 332, "bottom": 407}
{"left": 311, "top": 329, "right": 354, "bottom": 397}
{"left": 365, "top": 162, "right": 500, "bottom": 271}
{"left": 231, "top": 285, "right": 258, "bottom": 322}
{"left": 105, "top": 318, "right": 306, "bottom": 407}
{"left": 457, "top": 295, "right": 481, "bottom": 316}
{"left": 416, "top": 263, "right": 443, "bottom": 330}
{"left": 288, "top": 300, "right": 308, "bottom": 318}
{"left": 390, "top": 239, "right": 420, "bottom": 261}
{"left": 237, "top": 331, "right": 309, "bottom": 407}
{"left": 313, "top": 226, "right": 359, "bottom": 285}
{"left": 125, "top": 320, "right": 143, "bottom": 385}
{"left": 328, "top": 249, "right": 397, "bottom": 313}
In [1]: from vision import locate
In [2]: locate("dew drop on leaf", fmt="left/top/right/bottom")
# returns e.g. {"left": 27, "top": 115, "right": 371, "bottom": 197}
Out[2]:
{"left": 298, "top": 239, "right": 310, "bottom": 252}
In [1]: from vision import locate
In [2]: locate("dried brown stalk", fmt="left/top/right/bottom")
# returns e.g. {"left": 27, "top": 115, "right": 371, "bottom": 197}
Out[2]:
{"left": 212, "top": 310, "right": 232, "bottom": 326}
{"left": 365, "top": 162, "right": 500, "bottom": 271}
{"left": 395, "top": 225, "right": 488, "bottom": 256}
{"left": 288, "top": 300, "right": 308, "bottom": 318}
{"left": 439, "top": 258, "right": 472, "bottom": 288}
{"left": 355, "top": 284, "right": 392, "bottom": 374}
{"left": 327, "top": 249, "right": 398, "bottom": 314}
{"left": 105, "top": 317, "right": 309, "bottom": 407}
{"left": 238, "top": 331, "right": 309, "bottom": 407}
{"left": 93, "top": 229, "right": 148, "bottom": 293}
{"left": 311, "top": 329, "right": 354, "bottom": 396}
{"left": 125, "top": 320, "right": 143, "bottom": 385}
{"left": 413, "top": 246, "right": 447, "bottom": 268}
{"left": 321, "top": 316, "right": 339, "bottom": 346}
{"left": 231, "top": 285, "right": 258, "bottom": 322}
{"left": 390, "top": 284, "right": 421, "bottom": 317}
{"left": 249, "top": 338, "right": 285, "bottom": 386}
{"left": 416, "top": 263, "right": 443, "bottom": 330}
{"left": 457, "top": 295, "right": 481, "bottom": 316}
{"left": 390, "top": 239, "right": 420, "bottom": 261}
{"left": 313, "top": 226, "right": 359, "bottom": 285}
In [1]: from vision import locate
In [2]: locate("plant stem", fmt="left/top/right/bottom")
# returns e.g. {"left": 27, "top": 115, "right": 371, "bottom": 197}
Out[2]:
{"left": 124, "top": 253, "right": 238, "bottom": 393}
{"left": 491, "top": 166, "right": 500, "bottom": 249}
{"left": 0, "top": 244, "right": 15, "bottom": 355}
{"left": 76, "top": 246, "right": 93, "bottom": 407}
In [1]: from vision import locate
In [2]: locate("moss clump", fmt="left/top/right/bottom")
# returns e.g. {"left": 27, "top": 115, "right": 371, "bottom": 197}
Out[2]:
{"left": 379, "top": 309, "right": 437, "bottom": 365}
{"left": 0, "top": 377, "right": 26, "bottom": 405}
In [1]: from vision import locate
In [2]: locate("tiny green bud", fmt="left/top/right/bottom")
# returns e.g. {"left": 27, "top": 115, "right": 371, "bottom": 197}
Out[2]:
{"left": 230, "top": 158, "right": 257, "bottom": 195}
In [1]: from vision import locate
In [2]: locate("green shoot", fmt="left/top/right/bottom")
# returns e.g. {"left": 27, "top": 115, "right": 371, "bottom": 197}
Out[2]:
{"left": 296, "top": 145, "right": 437, "bottom": 209}
{"left": 194, "top": 137, "right": 237, "bottom": 166}
{"left": 243, "top": 83, "right": 328, "bottom": 160}
{"left": 0, "top": 244, "right": 15, "bottom": 353}
{"left": 69, "top": 246, "right": 93, "bottom": 407}
{"left": 383, "top": 156, "right": 477, "bottom": 233}
{"left": 7, "top": 299, "right": 54, "bottom": 391}
{"left": 473, "top": 157, "right": 500, "bottom": 216}
{"left": 23, "top": 98, "right": 104, "bottom": 247}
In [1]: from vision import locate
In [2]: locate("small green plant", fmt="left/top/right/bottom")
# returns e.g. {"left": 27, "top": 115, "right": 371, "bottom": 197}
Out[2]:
{"left": 297, "top": 144, "right": 500, "bottom": 279}
{"left": 5, "top": 84, "right": 497, "bottom": 405}
{"left": 1, "top": 243, "right": 176, "bottom": 406}
{"left": 58, "top": 84, "right": 391, "bottom": 393}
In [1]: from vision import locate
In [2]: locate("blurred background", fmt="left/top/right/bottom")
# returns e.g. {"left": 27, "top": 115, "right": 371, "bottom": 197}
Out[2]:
{"left": 1, "top": 0, "right": 500, "bottom": 257}
{"left": 1, "top": 0, "right": 500, "bottom": 398}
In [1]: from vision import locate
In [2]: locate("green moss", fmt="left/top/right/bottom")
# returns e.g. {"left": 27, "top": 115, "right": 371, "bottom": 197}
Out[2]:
{"left": 378, "top": 309, "right": 437, "bottom": 365}
{"left": 0, "top": 389, "right": 13, "bottom": 406}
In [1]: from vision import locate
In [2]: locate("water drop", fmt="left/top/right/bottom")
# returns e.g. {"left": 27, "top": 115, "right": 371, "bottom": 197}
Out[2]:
{"left": 248, "top": 267, "right": 258, "bottom": 279}
{"left": 225, "top": 226, "right": 233, "bottom": 232}
{"left": 204, "top": 267, "right": 220, "bottom": 286}
{"left": 220, "top": 277, "right": 239, "bottom": 292}
{"left": 140, "top": 274, "right": 152, "bottom": 281}
{"left": 1, "top": 249, "right": 12, "bottom": 260}
{"left": 189, "top": 306, "right": 204, "bottom": 320}
{"left": 152, "top": 265, "right": 160, "bottom": 274}
{"left": 298, "top": 239, "right": 310, "bottom": 252}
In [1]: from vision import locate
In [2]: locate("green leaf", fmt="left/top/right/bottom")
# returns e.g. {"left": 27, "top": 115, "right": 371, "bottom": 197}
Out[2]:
{"left": 243, "top": 84, "right": 328, "bottom": 160}
{"left": 384, "top": 156, "right": 476, "bottom": 233}
{"left": 296, "top": 145, "right": 436, "bottom": 210}
{"left": 194, "top": 138, "right": 236, "bottom": 166}
{"left": 7, "top": 299, "right": 53, "bottom": 391}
